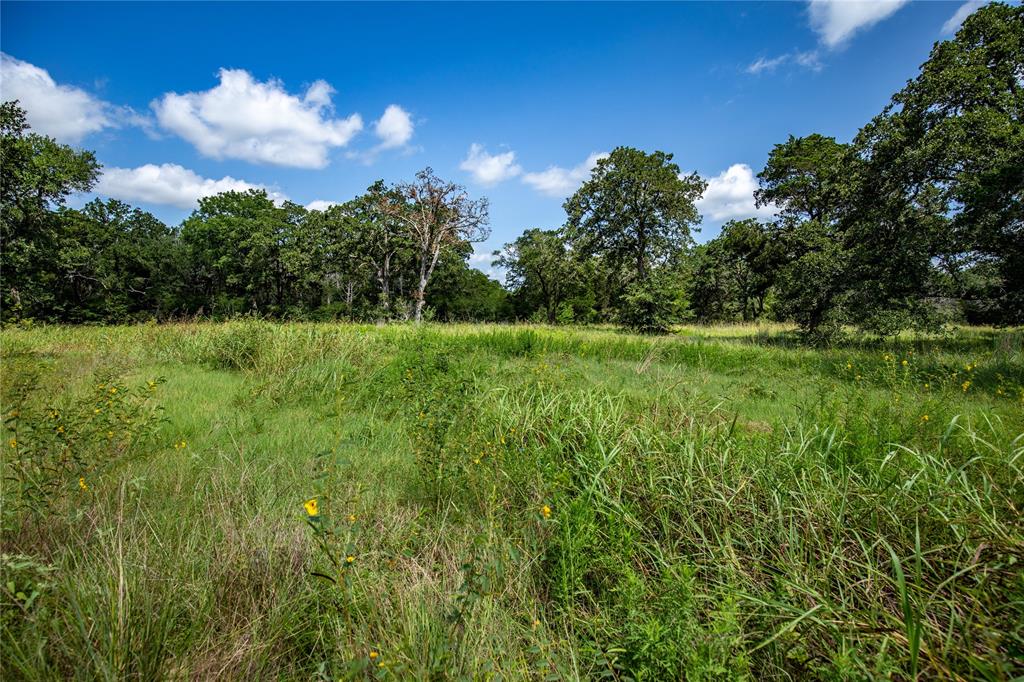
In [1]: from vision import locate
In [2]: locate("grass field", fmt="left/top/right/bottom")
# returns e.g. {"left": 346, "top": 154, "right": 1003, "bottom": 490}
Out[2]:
{"left": 2, "top": 321, "right": 1022, "bottom": 680}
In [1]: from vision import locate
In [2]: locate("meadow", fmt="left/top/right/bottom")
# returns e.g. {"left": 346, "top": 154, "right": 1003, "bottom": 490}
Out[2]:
{"left": 1, "top": 321, "right": 1022, "bottom": 680}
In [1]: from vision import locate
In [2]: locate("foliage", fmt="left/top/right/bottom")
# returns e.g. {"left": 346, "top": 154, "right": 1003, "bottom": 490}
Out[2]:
{"left": 2, "top": 321, "right": 1022, "bottom": 679}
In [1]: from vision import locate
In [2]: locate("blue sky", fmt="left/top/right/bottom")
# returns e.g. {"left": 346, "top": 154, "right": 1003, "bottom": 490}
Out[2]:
{"left": 0, "top": 1, "right": 989, "bottom": 277}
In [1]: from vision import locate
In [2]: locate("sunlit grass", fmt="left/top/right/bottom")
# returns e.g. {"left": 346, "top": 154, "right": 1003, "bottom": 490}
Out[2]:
{"left": 2, "top": 321, "right": 1022, "bottom": 679}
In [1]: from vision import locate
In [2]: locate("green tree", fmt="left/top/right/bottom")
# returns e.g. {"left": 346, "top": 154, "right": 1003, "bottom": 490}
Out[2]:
{"left": 179, "top": 190, "right": 305, "bottom": 316}
{"left": 854, "top": 1, "right": 1024, "bottom": 323}
{"left": 1, "top": 100, "right": 101, "bottom": 320}
{"left": 565, "top": 147, "right": 705, "bottom": 285}
{"left": 494, "top": 228, "right": 576, "bottom": 323}
{"left": 755, "top": 134, "right": 857, "bottom": 339}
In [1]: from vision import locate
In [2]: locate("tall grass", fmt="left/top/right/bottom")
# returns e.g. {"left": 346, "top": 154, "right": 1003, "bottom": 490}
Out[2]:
{"left": 2, "top": 321, "right": 1022, "bottom": 679}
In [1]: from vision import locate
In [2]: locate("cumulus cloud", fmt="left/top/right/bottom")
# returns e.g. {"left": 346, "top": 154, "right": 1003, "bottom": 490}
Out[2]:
{"left": 374, "top": 104, "right": 414, "bottom": 149}
{"left": 459, "top": 143, "right": 522, "bottom": 186}
{"left": 95, "top": 163, "right": 284, "bottom": 209}
{"left": 695, "top": 164, "right": 777, "bottom": 222}
{"left": 0, "top": 52, "right": 117, "bottom": 142}
{"left": 808, "top": 0, "right": 909, "bottom": 48}
{"left": 306, "top": 199, "right": 339, "bottom": 212}
{"left": 942, "top": 0, "right": 986, "bottom": 34}
{"left": 152, "top": 68, "right": 363, "bottom": 168}
{"left": 521, "top": 152, "right": 608, "bottom": 198}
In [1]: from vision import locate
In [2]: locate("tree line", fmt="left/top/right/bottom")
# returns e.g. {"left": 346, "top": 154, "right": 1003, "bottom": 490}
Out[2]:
{"left": 1, "top": 3, "right": 1020, "bottom": 340}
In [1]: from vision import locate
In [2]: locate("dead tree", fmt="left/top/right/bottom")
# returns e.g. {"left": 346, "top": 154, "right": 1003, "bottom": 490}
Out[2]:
{"left": 380, "top": 168, "right": 489, "bottom": 322}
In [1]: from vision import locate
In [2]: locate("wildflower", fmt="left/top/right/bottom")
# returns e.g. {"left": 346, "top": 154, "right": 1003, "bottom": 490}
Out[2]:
{"left": 346, "top": 555, "right": 355, "bottom": 564}
{"left": 304, "top": 498, "right": 319, "bottom": 517}
{"left": 57, "top": 426, "right": 64, "bottom": 434}
{"left": 473, "top": 458, "right": 480, "bottom": 465}
{"left": 901, "top": 360, "right": 908, "bottom": 367}
{"left": 846, "top": 362, "right": 852, "bottom": 370}
{"left": 79, "top": 477, "right": 88, "bottom": 491}
{"left": 500, "top": 436, "right": 506, "bottom": 445}
{"left": 532, "top": 618, "right": 541, "bottom": 629}
{"left": 962, "top": 380, "right": 971, "bottom": 392}
{"left": 107, "top": 431, "right": 114, "bottom": 439}
{"left": 369, "top": 651, "right": 379, "bottom": 660}
{"left": 921, "top": 414, "right": 929, "bottom": 422}
{"left": 541, "top": 505, "right": 551, "bottom": 519}
{"left": 348, "top": 513, "right": 357, "bottom": 523}
{"left": 855, "top": 374, "right": 862, "bottom": 381}
{"left": 147, "top": 380, "right": 156, "bottom": 390}
{"left": 8, "top": 438, "right": 16, "bottom": 448}
{"left": 94, "top": 408, "right": 101, "bottom": 414}
{"left": 924, "top": 383, "right": 929, "bottom": 389}
{"left": 109, "top": 387, "right": 117, "bottom": 394}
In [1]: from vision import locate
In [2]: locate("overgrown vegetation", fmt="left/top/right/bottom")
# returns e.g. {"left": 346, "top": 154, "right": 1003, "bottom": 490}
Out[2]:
{"left": 2, "top": 321, "right": 1022, "bottom": 679}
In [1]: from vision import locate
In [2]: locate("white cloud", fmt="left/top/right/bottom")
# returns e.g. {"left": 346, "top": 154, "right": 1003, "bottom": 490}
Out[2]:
{"left": 747, "top": 55, "right": 788, "bottom": 75}
{"left": 695, "top": 164, "right": 777, "bottom": 222}
{"left": 95, "top": 163, "right": 284, "bottom": 209}
{"left": 469, "top": 246, "right": 502, "bottom": 280}
{"left": 521, "top": 152, "right": 608, "bottom": 198}
{"left": 152, "top": 68, "right": 363, "bottom": 168}
{"left": 459, "top": 143, "right": 522, "bottom": 186}
{"left": 746, "top": 50, "right": 823, "bottom": 75}
{"left": 374, "top": 104, "right": 414, "bottom": 149}
{"left": 306, "top": 199, "right": 339, "bottom": 212}
{"left": 808, "top": 0, "right": 909, "bottom": 48}
{"left": 0, "top": 52, "right": 114, "bottom": 142}
{"left": 942, "top": 0, "right": 985, "bottom": 34}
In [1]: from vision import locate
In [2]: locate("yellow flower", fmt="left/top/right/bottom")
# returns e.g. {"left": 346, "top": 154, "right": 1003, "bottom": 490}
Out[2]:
{"left": 8, "top": 438, "right": 16, "bottom": 448}
{"left": 924, "top": 383, "right": 929, "bottom": 389}
{"left": 846, "top": 362, "right": 852, "bottom": 370}
{"left": 79, "top": 477, "right": 88, "bottom": 491}
{"left": 541, "top": 505, "right": 551, "bottom": 519}
{"left": 304, "top": 498, "right": 319, "bottom": 517}
{"left": 348, "top": 513, "right": 357, "bottom": 523}
{"left": 107, "top": 431, "right": 114, "bottom": 439}
{"left": 57, "top": 426, "right": 64, "bottom": 433}
{"left": 346, "top": 555, "right": 355, "bottom": 564}
{"left": 921, "top": 414, "right": 929, "bottom": 422}
{"left": 901, "top": 360, "right": 908, "bottom": 366}
{"left": 369, "top": 651, "right": 379, "bottom": 660}
{"left": 94, "top": 408, "right": 101, "bottom": 414}
{"left": 473, "top": 458, "right": 480, "bottom": 465}
{"left": 110, "top": 387, "right": 117, "bottom": 394}
{"left": 532, "top": 618, "right": 541, "bottom": 628}
{"left": 855, "top": 374, "right": 862, "bottom": 381}
{"left": 500, "top": 436, "right": 506, "bottom": 445}
{"left": 962, "top": 380, "right": 971, "bottom": 392}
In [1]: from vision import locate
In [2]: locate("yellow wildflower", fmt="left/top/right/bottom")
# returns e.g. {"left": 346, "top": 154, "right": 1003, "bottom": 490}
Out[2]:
{"left": 901, "top": 360, "right": 908, "bottom": 366}
{"left": 348, "top": 513, "right": 357, "bottom": 523}
{"left": 921, "top": 414, "right": 929, "bottom": 422}
{"left": 110, "top": 387, "right": 117, "bottom": 394}
{"left": 541, "top": 505, "right": 551, "bottom": 519}
{"left": 79, "top": 477, "right": 88, "bottom": 491}
{"left": 8, "top": 438, "right": 16, "bottom": 448}
{"left": 962, "top": 380, "right": 971, "bottom": 392}
{"left": 94, "top": 408, "right": 101, "bottom": 414}
{"left": 346, "top": 555, "right": 355, "bottom": 564}
{"left": 369, "top": 651, "right": 379, "bottom": 660}
{"left": 304, "top": 498, "right": 319, "bottom": 517}
{"left": 107, "top": 431, "right": 114, "bottom": 439}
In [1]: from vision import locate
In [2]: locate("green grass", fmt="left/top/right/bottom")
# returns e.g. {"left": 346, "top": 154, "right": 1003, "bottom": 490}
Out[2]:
{"left": 2, "top": 321, "right": 1022, "bottom": 680}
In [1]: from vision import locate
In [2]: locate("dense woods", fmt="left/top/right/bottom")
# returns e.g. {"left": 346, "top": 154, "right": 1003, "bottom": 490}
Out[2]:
{"left": 2, "top": 3, "right": 1021, "bottom": 340}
